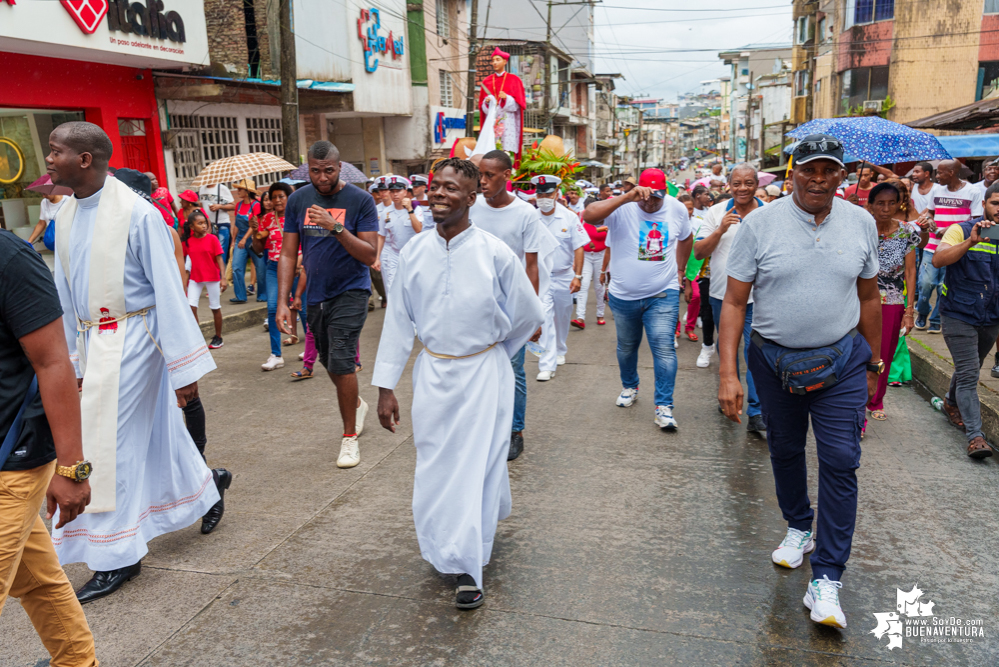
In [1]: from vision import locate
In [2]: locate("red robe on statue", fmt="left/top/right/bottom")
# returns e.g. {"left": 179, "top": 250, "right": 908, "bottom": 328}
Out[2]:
{"left": 478, "top": 69, "right": 527, "bottom": 163}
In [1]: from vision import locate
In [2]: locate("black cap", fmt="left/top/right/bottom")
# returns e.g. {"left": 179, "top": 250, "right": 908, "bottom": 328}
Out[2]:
{"left": 791, "top": 134, "right": 845, "bottom": 168}
{"left": 114, "top": 168, "right": 152, "bottom": 196}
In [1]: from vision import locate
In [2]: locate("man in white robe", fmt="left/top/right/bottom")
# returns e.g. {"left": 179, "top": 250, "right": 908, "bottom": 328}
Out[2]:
{"left": 46, "top": 122, "right": 222, "bottom": 603}
{"left": 373, "top": 158, "right": 544, "bottom": 609}
{"left": 532, "top": 176, "right": 588, "bottom": 381}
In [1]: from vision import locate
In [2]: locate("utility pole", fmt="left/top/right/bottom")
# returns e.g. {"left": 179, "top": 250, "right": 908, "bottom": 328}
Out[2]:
{"left": 543, "top": 0, "right": 553, "bottom": 133}
{"left": 637, "top": 108, "right": 644, "bottom": 170}
{"left": 610, "top": 98, "right": 617, "bottom": 177}
{"left": 464, "top": 0, "right": 479, "bottom": 137}
{"left": 279, "top": 0, "right": 300, "bottom": 164}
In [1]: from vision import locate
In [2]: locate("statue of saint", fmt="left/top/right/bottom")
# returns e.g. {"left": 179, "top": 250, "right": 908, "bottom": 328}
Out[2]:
{"left": 477, "top": 47, "right": 527, "bottom": 163}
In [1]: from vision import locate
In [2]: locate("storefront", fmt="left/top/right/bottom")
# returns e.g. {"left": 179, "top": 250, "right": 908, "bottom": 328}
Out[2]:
{"left": 0, "top": 0, "right": 207, "bottom": 233}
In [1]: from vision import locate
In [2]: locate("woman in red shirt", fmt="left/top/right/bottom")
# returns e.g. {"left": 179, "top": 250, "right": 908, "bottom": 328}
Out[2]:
{"left": 182, "top": 210, "right": 227, "bottom": 349}
{"left": 572, "top": 219, "right": 608, "bottom": 328}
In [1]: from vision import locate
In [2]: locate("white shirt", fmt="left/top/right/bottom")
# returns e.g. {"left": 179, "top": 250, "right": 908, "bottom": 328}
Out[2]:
{"left": 911, "top": 184, "right": 934, "bottom": 215}
{"left": 540, "top": 204, "right": 589, "bottom": 274}
{"left": 605, "top": 197, "right": 692, "bottom": 300}
{"left": 199, "top": 184, "right": 234, "bottom": 226}
{"left": 698, "top": 199, "right": 759, "bottom": 304}
{"left": 39, "top": 196, "right": 69, "bottom": 222}
{"left": 379, "top": 205, "right": 421, "bottom": 254}
{"left": 567, "top": 199, "right": 586, "bottom": 214}
{"left": 471, "top": 194, "right": 543, "bottom": 261}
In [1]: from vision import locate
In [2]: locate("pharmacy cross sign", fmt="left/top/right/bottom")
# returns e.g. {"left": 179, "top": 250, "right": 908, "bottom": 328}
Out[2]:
{"left": 61, "top": 0, "right": 109, "bottom": 34}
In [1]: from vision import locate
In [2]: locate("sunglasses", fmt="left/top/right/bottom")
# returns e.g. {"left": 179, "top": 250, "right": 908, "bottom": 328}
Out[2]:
{"left": 794, "top": 138, "right": 843, "bottom": 156}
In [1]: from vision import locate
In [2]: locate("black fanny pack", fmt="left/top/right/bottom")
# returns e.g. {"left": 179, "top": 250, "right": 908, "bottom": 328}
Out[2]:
{"left": 751, "top": 329, "right": 858, "bottom": 395}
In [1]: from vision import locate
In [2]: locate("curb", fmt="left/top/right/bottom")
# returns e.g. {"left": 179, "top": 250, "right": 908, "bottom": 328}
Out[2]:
{"left": 906, "top": 338, "right": 999, "bottom": 444}
{"left": 200, "top": 304, "right": 267, "bottom": 339}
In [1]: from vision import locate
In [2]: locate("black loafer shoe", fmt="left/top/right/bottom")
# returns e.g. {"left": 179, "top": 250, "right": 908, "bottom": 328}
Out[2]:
{"left": 747, "top": 414, "right": 767, "bottom": 435}
{"left": 201, "top": 468, "right": 232, "bottom": 534}
{"left": 508, "top": 432, "right": 524, "bottom": 461}
{"left": 76, "top": 561, "right": 141, "bottom": 604}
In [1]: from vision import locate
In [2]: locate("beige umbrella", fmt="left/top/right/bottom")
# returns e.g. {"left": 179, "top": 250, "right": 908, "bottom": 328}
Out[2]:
{"left": 190, "top": 152, "right": 297, "bottom": 187}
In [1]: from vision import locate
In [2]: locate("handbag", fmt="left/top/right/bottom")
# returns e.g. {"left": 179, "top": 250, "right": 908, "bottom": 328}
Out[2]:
{"left": 43, "top": 219, "right": 56, "bottom": 251}
{"left": 751, "top": 329, "right": 857, "bottom": 395}
{"left": 0, "top": 376, "right": 38, "bottom": 469}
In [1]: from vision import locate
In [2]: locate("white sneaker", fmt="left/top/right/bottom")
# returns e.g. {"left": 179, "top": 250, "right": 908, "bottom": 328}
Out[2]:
{"left": 655, "top": 405, "right": 678, "bottom": 430}
{"left": 298, "top": 351, "right": 305, "bottom": 361}
{"left": 337, "top": 435, "right": 360, "bottom": 468}
{"left": 537, "top": 370, "right": 555, "bottom": 381}
{"left": 674, "top": 336, "right": 679, "bottom": 349}
{"left": 356, "top": 397, "right": 368, "bottom": 436}
{"left": 556, "top": 355, "right": 566, "bottom": 366}
{"left": 616, "top": 387, "right": 638, "bottom": 407}
{"left": 696, "top": 316, "right": 703, "bottom": 329}
{"left": 771, "top": 527, "right": 815, "bottom": 569}
{"left": 696, "top": 344, "right": 715, "bottom": 368}
{"left": 263, "top": 318, "right": 269, "bottom": 331}
{"left": 803, "top": 576, "right": 847, "bottom": 628}
{"left": 261, "top": 354, "right": 284, "bottom": 371}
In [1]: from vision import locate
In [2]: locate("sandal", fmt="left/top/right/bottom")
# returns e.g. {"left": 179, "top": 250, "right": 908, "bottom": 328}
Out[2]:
{"left": 887, "top": 381, "right": 903, "bottom": 387}
{"left": 290, "top": 367, "right": 313, "bottom": 381}
{"left": 686, "top": 331, "right": 699, "bottom": 342}
{"left": 943, "top": 398, "right": 965, "bottom": 430}
{"left": 455, "top": 574, "right": 484, "bottom": 610}
{"left": 869, "top": 409, "right": 887, "bottom": 421}
{"left": 283, "top": 335, "right": 299, "bottom": 346}
{"left": 967, "top": 436, "right": 993, "bottom": 459}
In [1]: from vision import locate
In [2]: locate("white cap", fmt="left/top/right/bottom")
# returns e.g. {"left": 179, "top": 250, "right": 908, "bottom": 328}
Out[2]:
{"left": 530, "top": 175, "right": 562, "bottom": 193}
{"left": 386, "top": 175, "right": 413, "bottom": 190}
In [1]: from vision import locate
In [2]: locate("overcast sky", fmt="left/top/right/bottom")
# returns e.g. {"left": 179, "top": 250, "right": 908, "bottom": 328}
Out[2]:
{"left": 591, "top": 1, "right": 793, "bottom": 101}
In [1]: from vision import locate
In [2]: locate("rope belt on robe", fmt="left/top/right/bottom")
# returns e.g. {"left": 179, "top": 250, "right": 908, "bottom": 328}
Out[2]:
{"left": 76, "top": 306, "right": 165, "bottom": 358}
{"left": 423, "top": 342, "right": 498, "bottom": 360}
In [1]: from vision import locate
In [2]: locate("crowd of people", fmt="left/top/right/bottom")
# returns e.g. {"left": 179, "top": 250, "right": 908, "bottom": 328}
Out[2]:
{"left": 5, "top": 120, "right": 999, "bottom": 665}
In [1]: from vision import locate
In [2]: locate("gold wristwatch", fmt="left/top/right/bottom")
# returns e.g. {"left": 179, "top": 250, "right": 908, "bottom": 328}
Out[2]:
{"left": 56, "top": 460, "right": 93, "bottom": 482}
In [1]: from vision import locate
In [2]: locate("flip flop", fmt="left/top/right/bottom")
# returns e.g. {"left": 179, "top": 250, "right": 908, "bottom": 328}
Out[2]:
{"left": 290, "top": 367, "right": 313, "bottom": 381}
{"left": 869, "top": 409, "right": 887, "bottom": 421}
{"left": 686, "top": 331, "right": 699, "bottom": 342}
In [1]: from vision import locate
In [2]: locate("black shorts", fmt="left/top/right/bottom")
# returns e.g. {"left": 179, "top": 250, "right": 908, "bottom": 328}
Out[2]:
{"left": 307, "top": 289, "right": 369, "bottom": 375}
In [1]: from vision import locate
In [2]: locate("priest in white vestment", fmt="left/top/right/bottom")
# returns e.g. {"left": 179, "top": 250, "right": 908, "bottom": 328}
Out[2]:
{"left": 45, "top": 122, "right": 221, "bottom": 604}
{"left": 372, "top": 158, "right": 544, "bottom": 610}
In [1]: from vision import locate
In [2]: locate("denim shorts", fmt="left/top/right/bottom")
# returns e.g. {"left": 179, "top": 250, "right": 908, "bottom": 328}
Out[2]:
{"left": 307, "top": 289, "right": 369, "bottom": 375}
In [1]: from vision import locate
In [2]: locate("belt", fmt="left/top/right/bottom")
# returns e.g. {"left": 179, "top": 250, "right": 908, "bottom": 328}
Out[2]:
{"left": 423, "top": 342, "right": 498, "bottom": 359}
{"left": 750, "top": 328, "right": 858, "bottom": 350}
{"left": 78, "top": 306, "right": 164, "bottom": 357}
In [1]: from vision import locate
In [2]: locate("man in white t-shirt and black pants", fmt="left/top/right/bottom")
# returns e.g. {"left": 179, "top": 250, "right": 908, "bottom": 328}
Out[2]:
{"left": 584, "top": 168, "right": 693, "bottom": 430}
{"left": 473, "top": 150, "right": 544, "bottom": 460}
{"left": 694, "top": 163, "right": 766, "bottom": 435}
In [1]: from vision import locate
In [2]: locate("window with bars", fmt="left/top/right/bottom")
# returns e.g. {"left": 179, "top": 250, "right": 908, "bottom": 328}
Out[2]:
{"left": 439, "top": 70, "right": 454, "bottom": 108}
{"left": 436, "top": 0, "right": 450, "bottom": 38}
{"left": 247, "top": 117, "right": 284, "bottom": 185}
{"left": 169, "top": 114, "right": 239, "bottom": 187}
{"left": 987, "top": 0, "right": 999, "bottom": 13}
{"left": 852, "top": 0, "right": 893, "bottom": 25}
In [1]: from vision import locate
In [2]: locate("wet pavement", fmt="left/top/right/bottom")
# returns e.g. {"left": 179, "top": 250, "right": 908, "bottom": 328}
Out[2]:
{"left": 3, "top": 297, "right": 997, "bottom": 666}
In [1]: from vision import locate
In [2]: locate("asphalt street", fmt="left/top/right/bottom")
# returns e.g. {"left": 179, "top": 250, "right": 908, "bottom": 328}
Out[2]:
{"left": 3, "top": 293, "right": 997, "bottom": 666}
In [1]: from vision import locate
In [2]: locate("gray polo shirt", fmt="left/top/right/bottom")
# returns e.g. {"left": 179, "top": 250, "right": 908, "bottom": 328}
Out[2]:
{"left": 726, "top": 195, "right": 879, "bottom": 348}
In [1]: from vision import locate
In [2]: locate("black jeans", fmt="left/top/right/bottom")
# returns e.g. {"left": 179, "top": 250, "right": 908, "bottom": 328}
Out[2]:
{"left": 698, "top": 277, "right": 713, "bottom": 346}
{"left": 182, "top": 396, "right": 206, "bottom": 459}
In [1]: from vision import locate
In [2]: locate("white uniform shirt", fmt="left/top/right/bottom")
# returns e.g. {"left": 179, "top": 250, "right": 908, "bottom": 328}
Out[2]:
{"left": 540, "top": 204, "right": 589, "bottom": 274}
{"left": 379, "top": 205, "right": 421, "bottom": 254}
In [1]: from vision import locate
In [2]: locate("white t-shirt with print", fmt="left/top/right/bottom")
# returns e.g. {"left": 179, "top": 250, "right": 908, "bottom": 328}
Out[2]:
{"left": 471, "top": 194, "right": 543, "bottom": 261}
{"left": 605, "top": 198, "right": 692, "bottom": 300}
{"left": 199, "top": 183, "right": 234, "bottom": 226}
{"left": 926, "top": 181, "right": 984, "bottom": 253}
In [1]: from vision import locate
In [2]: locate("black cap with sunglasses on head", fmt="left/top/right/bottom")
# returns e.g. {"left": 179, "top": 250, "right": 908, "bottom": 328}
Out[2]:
{"left": 791, "top": 133, "right": 845, "bottom": 168}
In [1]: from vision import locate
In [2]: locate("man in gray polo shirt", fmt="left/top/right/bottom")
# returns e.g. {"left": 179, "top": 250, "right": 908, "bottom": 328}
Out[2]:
{"left": 718, "top": 134, "right": 883, "bottom": 630}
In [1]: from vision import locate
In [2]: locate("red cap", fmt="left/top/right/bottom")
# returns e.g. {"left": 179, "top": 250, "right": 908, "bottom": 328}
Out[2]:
{"left": 179, "top": 189, "right": 199, "bottom": 203}
{"left": 639, "top": 168, "right": 667, "bottom": 197}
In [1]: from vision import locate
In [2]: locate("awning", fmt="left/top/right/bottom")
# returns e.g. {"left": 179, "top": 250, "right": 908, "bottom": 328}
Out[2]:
{"left": 579, "top": 160, "right": 609, "bottom": 168}
{"left": 907, "top": 97, "right": 999, "bottom": 131}
{"left": 934, "top": 134, "right": 999, "bottom": 158}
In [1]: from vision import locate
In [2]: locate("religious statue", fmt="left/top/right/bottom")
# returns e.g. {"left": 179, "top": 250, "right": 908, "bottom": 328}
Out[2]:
{"left": 477, "top": 47, "right": 527, "bottom": 163}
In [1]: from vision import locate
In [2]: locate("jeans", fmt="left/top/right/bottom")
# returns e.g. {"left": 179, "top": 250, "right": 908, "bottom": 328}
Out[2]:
{"left": 231, "top": 243, "right": 266, "bottom": 302}
{"left": 942, "top": 315, "right": 999, "bottom": 443}
{"left": 609, "top": 289, "right": 679, "bottom": 407}
{"left": 511, "top": 345, "right": 527, "bottom": 432}
{"left": 749, "top": 334, "right": 870, "bottom": 582}
{"left": 265, "top": 259, "right": 281, "bottom": 357}
{"left": 710, "top": 297, "right": 761, "bottom": 417}
{"left": 916, "top": 253, "right": 944, "bottom": 326}
{"left": 698, "top": 277, "right": 714, "bottom": 346}
{"left": 0, "top": 461, "right": 97, "bottom": 666}
{"left": 216, "top": 224, "right": 231, "bottom": 267}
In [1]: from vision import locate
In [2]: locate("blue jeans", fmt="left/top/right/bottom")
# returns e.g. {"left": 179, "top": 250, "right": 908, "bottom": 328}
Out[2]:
{"left": 216, "top": 225, "right": 231, "bottom": 267}
{"left": 609, "top": 290, "right": 679, "bottom": 407}
{"left": 748, "top": 334, "right": 869, "bottom": 582}
{"left": 265, "top": 259, "right": 281, "bottom": 357}
{"left": 916, "top": 253, "right": 944, "bottom": 326}
{"left": 231, "top": 242, "right": 266, "bottom": 302}
{"left": 511, "top": 345, "right": 526, "bottom": 432}
{"left": 710, "top": 297, "right": 761, "bottom": 417}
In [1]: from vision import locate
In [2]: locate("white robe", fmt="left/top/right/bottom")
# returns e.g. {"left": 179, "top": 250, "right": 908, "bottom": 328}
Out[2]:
{"left": 371, "top": 224, "right": 544, "bottom": 589}
{"left": 52, "top": 186, "right": 220, "bottom": 571}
